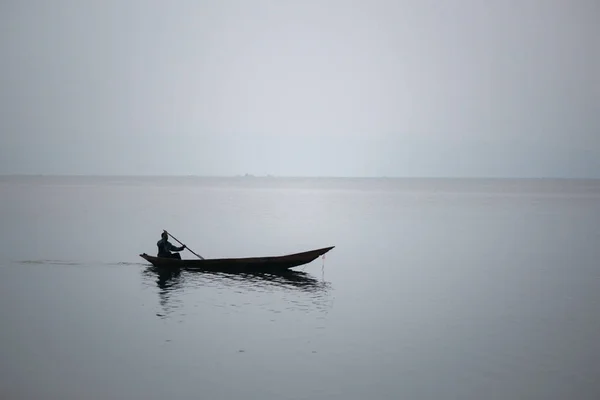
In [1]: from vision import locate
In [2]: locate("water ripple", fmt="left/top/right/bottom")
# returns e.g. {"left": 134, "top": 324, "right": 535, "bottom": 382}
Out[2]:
{"left": 17, "top": 260, "right": 82, "bottom": 266}
{"left": 142, "top": 267, "right": 334, "bottom": 320}
{"left": 15, "top": 260, "right": 148, "bottom": 267}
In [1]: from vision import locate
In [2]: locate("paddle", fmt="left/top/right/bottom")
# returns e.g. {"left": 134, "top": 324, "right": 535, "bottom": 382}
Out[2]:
{"left": 163, "top": 230, "right": 205, "bottom": 260}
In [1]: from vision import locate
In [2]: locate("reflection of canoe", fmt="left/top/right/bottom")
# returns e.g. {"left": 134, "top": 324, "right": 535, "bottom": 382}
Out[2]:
{"left": 143, "top": 266, "right": 330, "bottom": 294}
{"left": 139, "top": 246, "right": 334, "bottom": 273}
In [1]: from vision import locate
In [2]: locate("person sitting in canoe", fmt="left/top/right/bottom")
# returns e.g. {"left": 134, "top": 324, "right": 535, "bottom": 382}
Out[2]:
{"left": 157, "top": 231, "right": 186, "bottom": 259}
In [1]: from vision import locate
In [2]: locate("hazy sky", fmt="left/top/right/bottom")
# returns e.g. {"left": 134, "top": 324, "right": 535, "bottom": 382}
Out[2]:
{"left": 1, "top": 0, "right": 598, "bottom": 177}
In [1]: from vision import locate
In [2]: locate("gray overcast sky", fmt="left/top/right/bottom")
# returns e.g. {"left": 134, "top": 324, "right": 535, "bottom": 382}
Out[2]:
{"left": 1, "top": 0, "right": 598, "bottom": 177}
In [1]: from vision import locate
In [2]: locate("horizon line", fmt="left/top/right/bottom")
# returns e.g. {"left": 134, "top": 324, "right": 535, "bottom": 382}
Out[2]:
{"left": 0, "top": 173, "right": 598, "bottom": 180}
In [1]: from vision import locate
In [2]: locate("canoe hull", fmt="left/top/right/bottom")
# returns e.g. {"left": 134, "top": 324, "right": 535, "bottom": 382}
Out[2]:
{"left": 139, "top": 246, "right": 334, "bottom": 273}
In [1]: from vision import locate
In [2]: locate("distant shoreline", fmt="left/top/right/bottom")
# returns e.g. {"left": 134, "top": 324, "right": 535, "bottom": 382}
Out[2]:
{"left": 0, "top": 174, "right": 598, "bottom": 181}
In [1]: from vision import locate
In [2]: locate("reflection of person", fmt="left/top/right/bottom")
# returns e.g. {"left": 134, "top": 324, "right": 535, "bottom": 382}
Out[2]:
{"left": 157, "top": 231, "right": 186, "bottom": 259}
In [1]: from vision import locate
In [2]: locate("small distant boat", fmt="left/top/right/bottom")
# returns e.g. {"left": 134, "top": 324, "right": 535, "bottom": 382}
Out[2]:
{"left": 139, "top": 246, "right": 334, "bottom": 273}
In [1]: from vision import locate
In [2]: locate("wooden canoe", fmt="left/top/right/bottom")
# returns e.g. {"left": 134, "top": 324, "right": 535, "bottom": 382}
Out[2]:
{"left": 139, "top": 246, "right": 334, "bottom": 273}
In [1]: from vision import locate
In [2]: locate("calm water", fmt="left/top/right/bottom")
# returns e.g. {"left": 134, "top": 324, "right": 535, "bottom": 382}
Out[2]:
{"left": 1, "top": 176, "right": 599, "bottom": 399}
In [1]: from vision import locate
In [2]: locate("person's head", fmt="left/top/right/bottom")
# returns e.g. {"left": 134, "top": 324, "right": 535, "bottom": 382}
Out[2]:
{"left": 161, "top": 231, "right": 168, "bottom": 240}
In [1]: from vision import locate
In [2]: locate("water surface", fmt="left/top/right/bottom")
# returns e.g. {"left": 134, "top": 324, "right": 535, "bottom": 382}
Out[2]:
{"left": 1, "top": 176, "right": 599, "bottom": 399}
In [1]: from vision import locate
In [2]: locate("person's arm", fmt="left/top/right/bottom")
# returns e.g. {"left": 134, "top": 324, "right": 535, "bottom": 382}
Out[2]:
{"left": 167, "top": 241, "right": 185, "bottom": 252}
